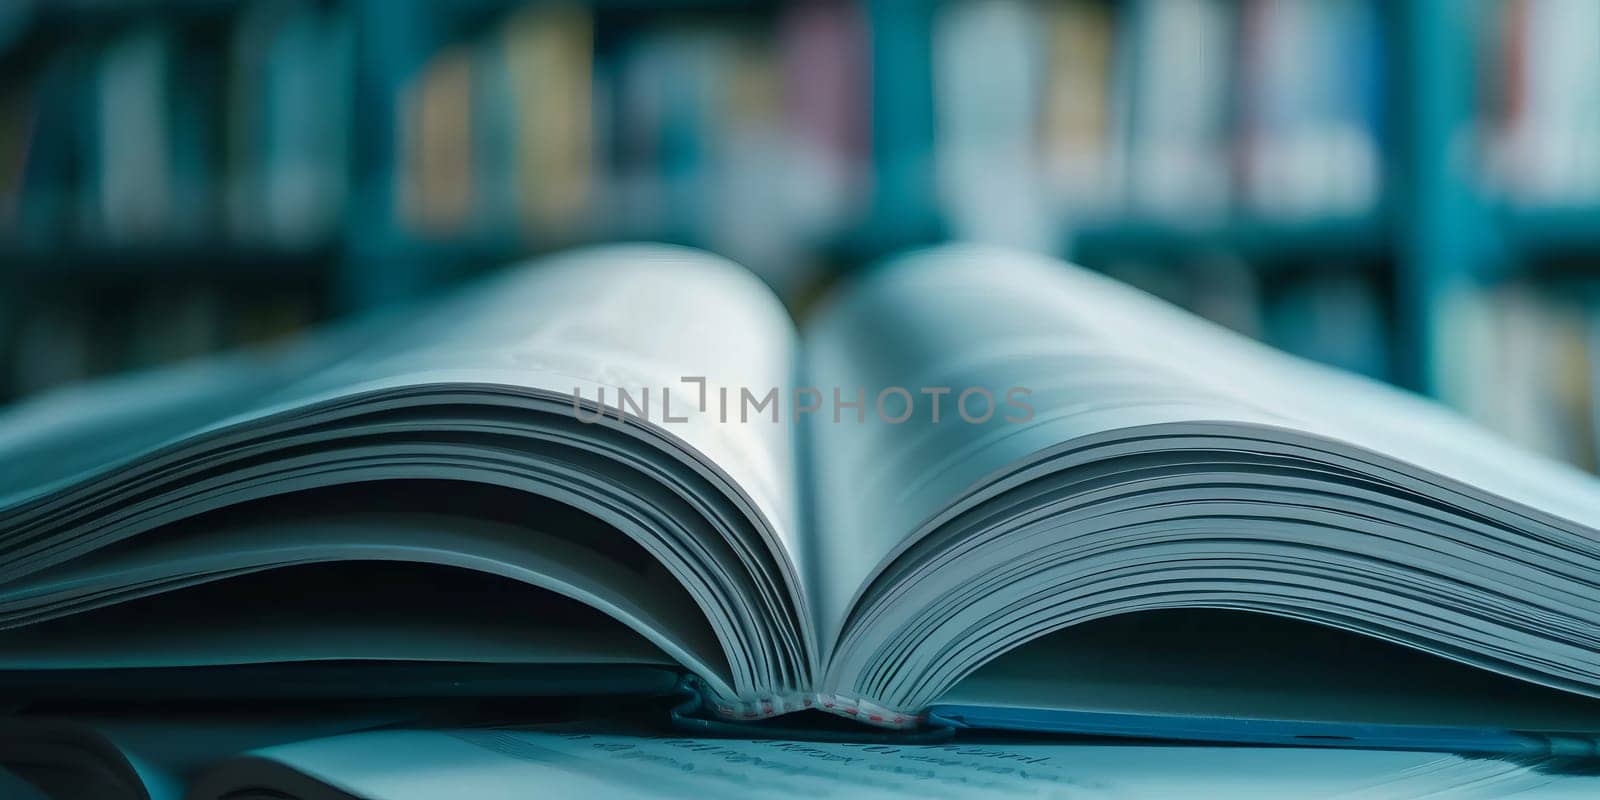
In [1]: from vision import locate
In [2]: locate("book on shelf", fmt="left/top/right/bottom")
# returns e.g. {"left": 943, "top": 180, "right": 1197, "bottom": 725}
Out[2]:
{"left": 1237, "top": 0, "right": 1384, "bottom": 219}
{"left": 3, "top": 244, "right": 1600, "bottom": 760}
{"left": 393, "top": 3, "right": 867, "bottom": 290}
{"left": 1480, "top": 0, "right": 1600, "bottom": 207}
{"left": 1123, "top": 0, "right": 1233, "bottom": 218}
{"left": 1037, "top": 0, "right": 1118, "bottom": 214}
{"left": 245, "top": 1, "right": 352, "bottom": 245}
{"left": 932, "top": 0, "right": 1386, "bottom": 240}
{"left": 400, "top": 44, "right": 477, "bottom": 234}
{"left": 0, "top": 0, "right": 349, "bottom": 250}
{"left": 933, "top": 0, "right": 1055, "bottom": 249}
{"left": 89, "top": 24, "right": 176, "bottom": 242}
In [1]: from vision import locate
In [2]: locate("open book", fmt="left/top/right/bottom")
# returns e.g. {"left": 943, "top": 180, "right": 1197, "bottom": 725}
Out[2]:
{"left": 3, "top": 244, "right": 1600, "bottom": 753}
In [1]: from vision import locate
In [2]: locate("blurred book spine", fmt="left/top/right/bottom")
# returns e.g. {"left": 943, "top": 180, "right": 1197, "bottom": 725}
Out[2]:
{"left": 1478, "top": 0, "right": 1600, "bottom": 207}
{"left": 400, "top": 44, "right": 476, "bottom": 233}
{"left": 0, "top": 0, "right": 350, "bottom": 250}
{"left": 1238, "top": 0, "right": 1383, "bottom": 219}
{"left": 509, "top": 7, "right": 594, "bottom": 232}
{"left": 1037, "top": 0, "right": 1117, "bottom": 214}
{"left": 933, "top": 0, "right": 1051, "bottom": 249}
{"left": 89, "top": 24, "right": 175, "bottom": 242}
{"left": 0, "top": 72, "right": 36, "bottom": 234}
{"left": 1125, "top": 0, "right": 1234, "bottom": 219}
{"left": 929, "top": 0, "right": 1393, "bottom": 385}
{"left": 0, "top": 1, "right": 343, "bottom": 398}
{"left": 253, "top": 2, "right": 352, "bottom": 244}
{"left": 931, "top": 0, "right": 1387, "bottom": 242}
{"left": 390, "top": 2, "right": 870, "bottom": 290}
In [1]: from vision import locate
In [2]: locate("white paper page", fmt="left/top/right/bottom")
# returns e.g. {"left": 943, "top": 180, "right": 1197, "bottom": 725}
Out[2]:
{"left": 0, "top": 325, "right": 367, "bottom": 511}
{"left": 0, "top": 513, "right": 713, "bottom": 678}
{"left": 802, "top": 245, "right": 1600, "bottom": 652}
{"left": 804, "top": 247, "right": 1280, "bottom": 647}
{"left": 0, "top": 712, "right": 409, "bottom": 800}
{"left": 1004, "top": 251, "right": 1600, "bottom": 526}
{"left": 0, "top": 246, "right": 803, "bottom": 574}
{"left": 267, "top": 245, "right": 803, "bottom": 565}
{"left": 0, "top": 245, "right": 812, "bottom": 704}
{"left": 230, "top": 729, "right": 1600, "bottom": 800}
{"left": 251, "top": 247, "right": 816, "bottom": 695}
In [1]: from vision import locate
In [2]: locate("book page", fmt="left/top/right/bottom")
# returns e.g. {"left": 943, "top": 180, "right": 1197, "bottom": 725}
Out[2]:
{"left": 199, "top": 728, "right": 1597, "bottom": 799}
{"left": 802, "top": 246, "right": 1272, "bottom": 649}
{"left": 268, "top": 245, "right": 804, "bottom": 559}
{"left": 0, "top": 711, "right": 414, "bottom": 800}
{"left": 0, "top": 326, "right": 365, "bottom": 511}
{"left": 802, "top": 244, "right": 1600, "bottom": 657}
{"left": 1, "top": 245, "right": 804, "bottom": 571}
{"left": 244, "top": 244, "right": 815, "bottom": 697}
{"left": 0, "top": 244, "right": 813, "bottom": 707}
{"left": 0, "top": 512, "right": 710, "bottom": 677}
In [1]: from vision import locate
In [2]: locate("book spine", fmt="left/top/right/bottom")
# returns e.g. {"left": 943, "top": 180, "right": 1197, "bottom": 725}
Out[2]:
{"left": 699, "top": 684, "right": 925, "bottom": 730}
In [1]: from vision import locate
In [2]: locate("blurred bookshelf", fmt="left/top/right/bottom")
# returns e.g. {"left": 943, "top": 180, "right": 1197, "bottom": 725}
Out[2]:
{"left": 2, "top": 0, "right": 1600, "bottom": 471}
